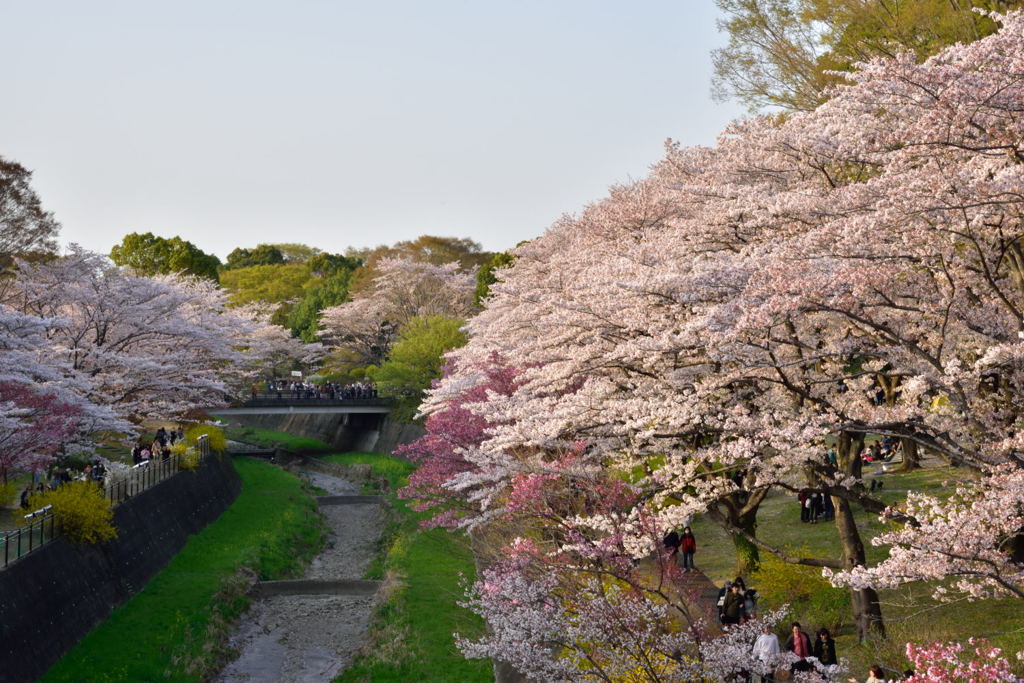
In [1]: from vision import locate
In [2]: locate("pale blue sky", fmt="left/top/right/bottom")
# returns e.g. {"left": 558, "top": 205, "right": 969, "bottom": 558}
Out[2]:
{"left": 1, "top": 1, "right": 744, "bottom": 258}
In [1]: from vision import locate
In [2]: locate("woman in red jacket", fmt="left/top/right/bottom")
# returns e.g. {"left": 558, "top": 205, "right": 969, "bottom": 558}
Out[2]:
{"left": 679, "top": 527, "right": 697, "bottom": 571}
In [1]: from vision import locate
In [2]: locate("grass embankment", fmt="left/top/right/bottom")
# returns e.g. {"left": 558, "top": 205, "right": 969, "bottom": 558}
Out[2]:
{"left": 42, "top": 457, "right": 326, "bottom": 683}
{"left": 323, "top": 453, "right": 491, "bottom": 683}
{"left": 223, "top": 425, "right": 334, "bottom": 453}
{"left": 689, "top": 463, "right": 1024, "bottom": 676}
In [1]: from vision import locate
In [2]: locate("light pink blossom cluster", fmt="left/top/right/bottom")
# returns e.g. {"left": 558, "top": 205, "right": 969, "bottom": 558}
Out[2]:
{"left": 904, "top": 638, "right": 1017, "bottom": 683}
{"left": 319, "top": 257, "right": 476, "bottom": 366}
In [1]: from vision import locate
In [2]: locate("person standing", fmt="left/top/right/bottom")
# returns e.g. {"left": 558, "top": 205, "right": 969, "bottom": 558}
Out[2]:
{"left": 722, "top": 583, "right": 745, "bottom": 626}
{"left": 663, "top": 527, "right": 680, "bottom": 560}
{"left": 752, "top": 624, "right": 781, "bottom": 683}
{"left": 784, "top": 622, "right": 813, "bottom": 673}
{"left": 679, "top": 527, "right": 697, "bottom": 571}
{"left": 809, "top": 491, "right": 823, "bottom": 524}
{"left": 799, "top": 490, "right": 810, "bottom": 522}
{"left": 813, "top": 627, "right": 837, "bottom": 667}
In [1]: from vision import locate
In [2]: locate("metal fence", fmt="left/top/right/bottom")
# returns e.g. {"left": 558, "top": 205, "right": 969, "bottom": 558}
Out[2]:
{"left": 0, "top": 434, "right": 211, "bottom": 569}
{"left": 104, "top": 454, "right": 181, "bottom": 505}
{"left": 1, "top": 511, "right": 58, "bottom": 569}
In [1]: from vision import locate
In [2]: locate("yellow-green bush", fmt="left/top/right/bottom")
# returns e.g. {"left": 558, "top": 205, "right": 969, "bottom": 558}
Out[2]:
{"left": 0, "top": 480, "right": 17, "bottom": 507}
{"left": 185, "top": 424, "right": 228, "bottom": 454}
{"left": 27, "top": 481, "right": 116, "bottom": 545}
{"left": 171, "top": 441, "right": 203, "bottom": 472}
{"left": 751, "top": 550, "right": 848, "bottom": 633}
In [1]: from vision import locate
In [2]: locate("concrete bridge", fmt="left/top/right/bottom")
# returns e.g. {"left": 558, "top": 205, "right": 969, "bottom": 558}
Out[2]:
{"left": 208, "top": 396, "right": 420, "bottom": 455}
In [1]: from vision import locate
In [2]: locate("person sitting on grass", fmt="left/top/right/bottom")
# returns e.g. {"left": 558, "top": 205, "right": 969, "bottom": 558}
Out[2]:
{"left": 848, "top": 664, "right": 886, "bottom": 683}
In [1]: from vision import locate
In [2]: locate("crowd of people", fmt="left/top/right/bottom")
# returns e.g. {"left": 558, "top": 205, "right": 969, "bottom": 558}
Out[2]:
{"left": 797, "top": 488, "right": 835, "bottom": 523}
{"left": 750, "top": 622, "right": 913, "bottom": 682}
{"left": 17, "top": 426, "right": 185, "bottom": 511}
{"left": 253, "top": 380, "right": 378, "bottom": 401}
{"left": 130, "top": 426, "right": 182, "bottom": 465}
{"left": 661, "top": 523, "right": 917, "bottom": 682}
{"left": 19, "top": 458, "right": 108, "bottom": 509}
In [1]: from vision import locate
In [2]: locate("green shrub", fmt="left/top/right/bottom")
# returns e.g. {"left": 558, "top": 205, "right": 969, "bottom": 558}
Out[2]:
{"left": 751, "top": 550, "right": 848, "bottom": 633}
{"left": 27, "top": 482, "right": 116, "bottom": 544}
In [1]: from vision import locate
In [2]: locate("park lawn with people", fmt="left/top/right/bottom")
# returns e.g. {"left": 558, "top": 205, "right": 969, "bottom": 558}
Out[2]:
{"left": 41, "top": 457, "right": 326, "bottom": 683}
{"left": 222, "top": 425, "right": 334, "bottom": 453}
{"left": 688, "top": 459, "right": 1024, "bottom": 677}
{"left": 324, "top": 453, "right": 491, "bottom": 683}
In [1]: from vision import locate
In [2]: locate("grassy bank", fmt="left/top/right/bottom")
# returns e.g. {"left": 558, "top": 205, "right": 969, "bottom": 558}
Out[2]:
{"left": 689, "top": 463, "right": 1024, "bottom": 676}
{"left": 223, "top": 425, "right": 334, "bottom": 453}
{"left": 42, "top": 457, "right": 326, "bottom": 683}
{"left": 323, "top": 453, "right": 491, "bottom": 683}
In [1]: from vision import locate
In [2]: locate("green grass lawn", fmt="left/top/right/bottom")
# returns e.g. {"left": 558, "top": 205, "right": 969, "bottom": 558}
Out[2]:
{"left": 688, "top": 462, "right": 1024, "bottom": 677}
{"left": 324, "top": 453, "right": 492, "bottom": 683}
{"left": 223, "top": 425, "right": 334, "bottom": 453}
{"left": 42, "top": 457, "right": 326, "bottom": 683}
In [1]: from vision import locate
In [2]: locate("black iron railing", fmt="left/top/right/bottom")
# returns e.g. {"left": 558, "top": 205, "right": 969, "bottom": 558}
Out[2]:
{"left": 1, "top": 435, "right": 212, "bottom": 569}
{"left": 1, "top": 510, "right": 57, "bottom": 569}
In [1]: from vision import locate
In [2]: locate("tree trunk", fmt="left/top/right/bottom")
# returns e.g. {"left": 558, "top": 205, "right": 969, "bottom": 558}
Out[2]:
{"left": 835, "top": 430, "right": 886, "bottom": 641}
{"left": 832, "top": 494, "right": 885, "bottom": 640}
{"left": 894, "top": 437, "right": 919, "bottom": 472}
{"left": 710, "top": 488, "right": 767, "bottom": 576}
{"left": 728, "top": 505, "right": 760, "bottom": 575}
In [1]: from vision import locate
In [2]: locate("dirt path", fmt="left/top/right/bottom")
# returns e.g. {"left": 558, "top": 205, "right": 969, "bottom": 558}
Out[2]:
{"left": 217, "top": 469, "right": 384, "bottom": 683}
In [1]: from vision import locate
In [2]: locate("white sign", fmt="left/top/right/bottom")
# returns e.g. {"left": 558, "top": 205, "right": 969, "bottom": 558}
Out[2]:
{"left": 290, "top": 370, "right": 303, "bottom": 377}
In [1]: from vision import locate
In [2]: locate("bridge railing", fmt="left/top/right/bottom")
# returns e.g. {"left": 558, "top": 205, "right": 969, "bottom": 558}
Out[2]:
{"left": 241, "top": 396, "right": 394, "bottom": 408}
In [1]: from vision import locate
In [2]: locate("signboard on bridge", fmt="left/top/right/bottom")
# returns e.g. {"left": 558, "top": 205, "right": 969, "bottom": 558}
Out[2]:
{"left": 290, "top": 370, "right": 302, "bottom": 377}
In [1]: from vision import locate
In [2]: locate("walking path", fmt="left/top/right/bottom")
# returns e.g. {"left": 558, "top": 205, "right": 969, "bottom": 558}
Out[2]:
{"left": 217, "top": 469, "right": 384, "bottom": 683}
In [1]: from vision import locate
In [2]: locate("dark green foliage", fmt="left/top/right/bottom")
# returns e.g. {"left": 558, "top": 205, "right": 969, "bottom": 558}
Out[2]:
{"left": 0, "top": 156, "right": 60, "bottom": 266}
{"left": 474, "top": 250, "right": 516, "bottom": 305}
{"left": 286, "top": 254, "right": 362, "bottom": 341}
{"left": 223, "top": 244, "right": 285, "bottom": 270}
{"left": 110, "top": 232, "right": 221, "bottom": 282}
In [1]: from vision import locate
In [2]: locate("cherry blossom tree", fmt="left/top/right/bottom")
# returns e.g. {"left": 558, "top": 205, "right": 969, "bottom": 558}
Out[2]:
{"left": 2, "top": 248, "right": 251, "bottom": 422}
{"left": 0, "top": 382, "right": 82, "bottom": 483}
{"left": 230, "top": 305, "right": 326, "bottom": 390}
{"left": 319, "top": 258, "right": 476, "bottom": 368}
{"left": 404, "top": 11, "right": 1024, "bottom": 670}
{"left": 396, "top": 354, "right": 519, "bottom": 529}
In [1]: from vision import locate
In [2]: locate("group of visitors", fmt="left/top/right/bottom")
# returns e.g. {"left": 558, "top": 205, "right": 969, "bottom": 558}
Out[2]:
{"left": 19, "top": 458, "right": 108, "bottom": 509}
{"left": 751, "top": 622, "right": 914, "bottom": 681}
{"left": 662, "top": 526, "right": 698, "bottom": 571}
{"left": 256, "top": 380, "right": 378, "bottom": 401}
{"left": 131, "top": 427, "right": 181, "bottom": 465}
{"left": 716, "top": 577, "right": 759, "bottom": 625}
{"left": 862, "top": 437, "right": 898, "bottom": 463}
{"left": 797, "top": 489, "right": 835, "bottom": 523}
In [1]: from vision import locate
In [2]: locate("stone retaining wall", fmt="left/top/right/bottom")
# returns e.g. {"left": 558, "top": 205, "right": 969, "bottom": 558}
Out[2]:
{"left": 0, "top": 454, "right": 241, "bottom": 683}
{"left": 222, "top": 412, "right": 424, "bottom": 456}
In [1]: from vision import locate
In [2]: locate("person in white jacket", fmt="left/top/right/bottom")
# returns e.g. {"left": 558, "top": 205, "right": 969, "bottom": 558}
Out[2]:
{"left": 752, "top": 624, "right": 781, "bottom": 682}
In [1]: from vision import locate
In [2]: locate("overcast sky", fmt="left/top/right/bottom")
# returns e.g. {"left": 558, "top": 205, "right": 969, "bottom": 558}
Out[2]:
{"left": 1, "top": 1, "right": 744, "bottom": 260}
